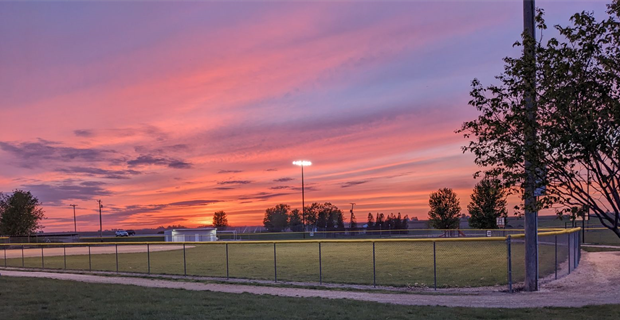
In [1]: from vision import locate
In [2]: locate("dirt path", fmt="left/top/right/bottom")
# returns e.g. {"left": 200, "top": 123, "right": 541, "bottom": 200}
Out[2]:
{"left": 2, "top": 251, "right": 619, "bottom": 308}
{"left": 1, "top": 245, "right": 191, "bottom": 258}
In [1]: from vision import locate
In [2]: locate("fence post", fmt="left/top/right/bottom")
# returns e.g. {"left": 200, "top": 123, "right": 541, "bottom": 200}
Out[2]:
{"left": 273, "top": 243, "right": 277, "bottom": 282}
{"left": 147, "top": 244, "right": 150, "bottom": 274}
{"left": 567, "top": 233, "right": 571, "bottom": 274}
{"left": 88, "top": 245, "right": 91, "bottom": 271}
{"left": 183, "top": 243, "right": 187, "bottom": 276}
{"left": 554, "top": 234, "right": 558, "bottom": 280}
{"left": 507, "top": 235, "right": 512, "bottom": 293}
{"left": 318, "top": 242, "right": 322, "bottom": 285}
{"left": 225, "top": 243, "right": 229, "bottom": 280}
{"left": 372, "top": 242, "right": 376, "bottom": 288}
{"left": 63, "top": 245, "right": 67, "bottom": 270}
{"left": 115, "top": 244, "right": 119, "bottom": 272}
{"left": 21, "top": 245, "right": 24, "bottom": 267}
{"left": 577, "top": 230, "right": 586, "bottom": 266}
{"left": 41, "top": 246, "right": 44, "bottom": 269}
{"left": 433, "top": 241, "right": 437, "bottom": 291}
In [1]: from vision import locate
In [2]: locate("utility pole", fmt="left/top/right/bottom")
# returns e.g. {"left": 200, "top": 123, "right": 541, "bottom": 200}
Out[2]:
{"left": 523, "top": 0, "right": 539, "bottom": 292}
{"left": 69, "top": 204, "right": 77, "bottom": 233}
{"left": 96, "top": 200, "right": 103, "bottom": 240}
{"left": 350, "top": 203, "right": 356, "bottom": 230}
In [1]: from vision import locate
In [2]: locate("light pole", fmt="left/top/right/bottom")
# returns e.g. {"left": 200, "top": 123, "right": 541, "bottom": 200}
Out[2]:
{"left": 293, "top": 160, "right": 311, "bottom": 238}
{"left": 96, "top": 200, "right": 103, "bottom": 240}
{"left": 69, "top": 204, "right": 77, "bottom": 233}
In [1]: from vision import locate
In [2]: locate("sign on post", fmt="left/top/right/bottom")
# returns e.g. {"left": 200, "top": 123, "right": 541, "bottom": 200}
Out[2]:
{"left": 497, "top": 217, "right": 505, "bottom": 228}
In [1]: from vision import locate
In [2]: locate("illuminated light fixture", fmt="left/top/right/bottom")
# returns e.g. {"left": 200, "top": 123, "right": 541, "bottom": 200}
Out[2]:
{"left": 292, "top": 160, "right": 312, "bottom": 166}
{"left": 292, "top": 160, "right": 311, "bottom": 238}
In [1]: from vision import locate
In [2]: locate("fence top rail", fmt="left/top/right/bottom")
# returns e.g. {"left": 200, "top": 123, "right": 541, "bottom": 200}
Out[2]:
{"left": 0, "top": 228, "right": 569, "bottom": 240}
{"left": 225, "top": 227, "right": 565, "bottom": 236}
{"left": 0, "top": 228, "right": 581, "bottom": 246}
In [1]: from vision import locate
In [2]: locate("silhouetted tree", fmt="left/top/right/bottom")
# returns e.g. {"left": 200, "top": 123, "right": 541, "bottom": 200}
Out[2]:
{"left": 263, "top": 204, "right": 289, "bottom": 232}
{"left": 428, "top": 188, "right": 461, "bottom": 229}
{"left": 468, "top": 177, "right": 508, "bottom": 229}
{"left": 349, "top": 210, "right": 357, "bottom": 231}
{"left": 288, "top": 208, "right": 303, "bottom": 232}
{"left": 367, "top": 213, "right": 374, "bottom": 230}
{"left": 458, "top": 3, "right": 620, "bottom": 238}
{"left": 304, "top": 202, "right": 320, "bottom": 227}
{"left": 375, "top": 213, "right": 385, "bottom": 230}
{"left": 0, "top": 190, "right": 45, "bottom": 236}
{"left": 402, "top": 214, "right": 410, "bottom": 234}
{"left": 336, "top": 211, "right": 345, "bottom": 231}
{"left": 212, "top": 210, "right": 229, "bottom": 230}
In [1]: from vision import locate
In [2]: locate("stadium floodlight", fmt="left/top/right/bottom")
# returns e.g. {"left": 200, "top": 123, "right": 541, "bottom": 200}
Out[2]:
{"left": 293, "top": 160, "right": 311, "bottom": 238}
{"left": 292, "top": 160, "right": 311, "bottom": 166}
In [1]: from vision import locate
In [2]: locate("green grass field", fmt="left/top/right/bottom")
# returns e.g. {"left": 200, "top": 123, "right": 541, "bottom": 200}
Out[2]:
{"left": 1, "top": 277, "right": 619, "bottom": 320}
{"left": 583, "top": 229, "right": 620, "bottom": 246}
{"left": 3, "top": 240, "right": 568, "bottom": 288}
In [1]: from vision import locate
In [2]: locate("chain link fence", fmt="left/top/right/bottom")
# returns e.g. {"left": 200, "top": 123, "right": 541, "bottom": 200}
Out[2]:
{"left": 0, "top": 228, "right": 583, "bottom": 292}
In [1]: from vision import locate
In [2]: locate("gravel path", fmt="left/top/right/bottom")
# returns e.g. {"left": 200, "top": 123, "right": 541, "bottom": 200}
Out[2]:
{"left": 2, "top": 251, "right": 619, "bottom": 308}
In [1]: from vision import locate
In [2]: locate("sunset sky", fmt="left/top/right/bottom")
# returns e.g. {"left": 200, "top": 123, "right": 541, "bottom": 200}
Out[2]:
{"left": 0, "top": 1, "right": 609, "bottom": 232}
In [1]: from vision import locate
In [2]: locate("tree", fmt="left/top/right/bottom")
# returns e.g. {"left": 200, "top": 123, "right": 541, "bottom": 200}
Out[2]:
{"left": 263, "top": 204, "right": 289, "bottom": 232}
{"left": 289, "top": 208, "right": 303, "bottom": 232}
{"left": 212, "top": 210, "right": 229, "bottom": 230}
{"left": 459, "top": 2, "right": 620, "bottom": 238}
{"left": 467, "top": 177, "right": 508, "bottom": 229}
{"left": 336, "top": 211, "right": 345, "bottom": 231}
{"left": 375, "top": 213, "right": 385, "bottom": 230}
{"left": 349, "top": 210, "right": 357, "bottom": 231}
{"left": 402, "top": 214, "right": 410, "bottom": 230}
{"left": 367, "top": 213, "right": 374, "bottom": 230}
{"left": 304, "top": 202, "right": 320, "bottom": 227}
{"left": 428, "top": 188, "right": 461, "bottom": 229}
{"left": 0, "top": 190, "right": 45, "bottom": 236}
{"left": 311, "top": 202, "right": 342, "bottom": 231}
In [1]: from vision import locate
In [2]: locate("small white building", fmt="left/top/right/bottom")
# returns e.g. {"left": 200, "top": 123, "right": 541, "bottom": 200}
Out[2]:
{"left": 164, "top": 227, "right": 218, "bottom": 242}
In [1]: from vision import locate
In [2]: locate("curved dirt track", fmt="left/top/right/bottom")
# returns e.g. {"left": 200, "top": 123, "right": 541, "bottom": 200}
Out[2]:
{"left": 2, "top": 251, "right": 619, "bottom": 308}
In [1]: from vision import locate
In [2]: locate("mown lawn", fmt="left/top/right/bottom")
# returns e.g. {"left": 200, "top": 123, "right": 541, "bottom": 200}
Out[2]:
{"left": 3, "top": 240, "right": 567, "bottom": 288}
{"left": 0, "top": 277, "right": 619, "bottom": 320}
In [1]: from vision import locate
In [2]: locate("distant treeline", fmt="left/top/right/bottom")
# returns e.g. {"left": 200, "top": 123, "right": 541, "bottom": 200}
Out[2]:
{"left": 263, "top": 202, "right": 409, "bottom": 232}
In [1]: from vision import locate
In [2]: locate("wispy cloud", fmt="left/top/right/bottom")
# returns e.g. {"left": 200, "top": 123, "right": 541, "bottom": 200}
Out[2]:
{"left": 23, "top": 180, "right": 112, "bottom": 205}
{"left": 217, "top": 180, "right": 252, "bottom": 185}
{"left": 341, "top": 180, "right": 369, "bottom": 188}
{"left": 168, "top": 199, "right": 221, "bottom": 206}
{"left": 56, "top": 166, "right": 141, "bottom": 179}
{"left": 127, "top": 155, "right": 192, "bottom": 169}
{"left": 74, "top": 129, "right": 94, "bottom": 137}
{"left": 0, "top": 140, "right": 120, "bottom": 168}
{"left": 218, "top": 169, "right": 243, "bottom": 174}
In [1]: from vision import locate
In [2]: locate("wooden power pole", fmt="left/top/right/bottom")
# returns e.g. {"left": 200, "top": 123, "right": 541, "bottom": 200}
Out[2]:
{"left": 523, "top": 0, "right": 539, "bottom": 292}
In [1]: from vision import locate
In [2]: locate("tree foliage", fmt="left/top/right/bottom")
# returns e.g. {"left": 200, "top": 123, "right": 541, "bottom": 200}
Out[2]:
{"left": 305, "top": 202, "right": 344, "bottom": 231}
{"left": 349, "top": 209, "right": 357, "bottom": 231}
{"left": 263, "top": 204, "right": 290, "bottom": 232}
{"left": 467, "top": 177, "right": 508, "bottom": 229}
{"left": 0, "top": 190, "right": 45, "bottom": 236}
{"left": 288, "top": 208, "right": 303, "bottom": 232}
{"left": 459, "top": 2, "right": 620, "bottom": 238}
{"left": 367, "top": 213, "right": 374, "bottom": 229}
{"left": 212, "top": 210, "right": 228, "bottom": 229}
{"left": 427, "top": 188, "right": 461, "bottom": 229}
